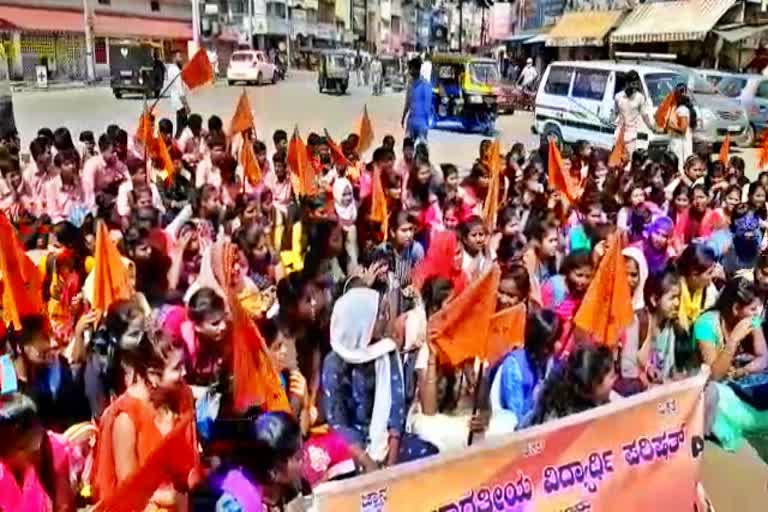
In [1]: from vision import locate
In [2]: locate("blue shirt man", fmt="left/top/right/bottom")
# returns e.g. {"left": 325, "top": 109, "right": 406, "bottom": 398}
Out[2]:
{"left": 401, "top": 59, "right": 433, "bottom": 144}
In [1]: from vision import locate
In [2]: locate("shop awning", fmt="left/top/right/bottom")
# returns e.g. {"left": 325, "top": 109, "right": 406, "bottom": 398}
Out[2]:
{"left": 500, "top": 29, "right": 539, "bottom": 43}
{"left": 546, "top": 11, "right": 624, "bottom": 47}
{"left": 714, "top": 23, "right": 768, "bottom": 43}
{"left": 0, "top": 6, "right": 83, "bottom": 33}
{"left": 610, "top": 0, "right": 736, "bottom": 44}
{"left": 93, "top": 14, "right": 192, "bottom": 40}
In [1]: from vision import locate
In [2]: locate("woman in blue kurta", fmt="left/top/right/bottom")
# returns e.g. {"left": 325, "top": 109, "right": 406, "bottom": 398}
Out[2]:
{"left": 489, "top": 308, "right": 562, "bottom": 431}
{"left": 321, "top": 286, "right": 437, "bottom": 470}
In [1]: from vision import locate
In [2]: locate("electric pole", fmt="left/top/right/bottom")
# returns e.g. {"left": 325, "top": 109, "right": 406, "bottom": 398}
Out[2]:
{"left": 458, "top": 0, "right": 463, "bottom": 53}
{"left": 82, "top": 0, "right": 95, "bottom": 82}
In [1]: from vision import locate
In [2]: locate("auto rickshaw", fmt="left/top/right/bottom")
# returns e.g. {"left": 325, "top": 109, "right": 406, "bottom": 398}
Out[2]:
{"left": 318, "top": 50, "right": 349, "bottom": 95}
{"left": 380, "top": 54, "right": 405, "bottom": 92}
{"left": 430, "top": 54, "right": 498, "bottom": 134}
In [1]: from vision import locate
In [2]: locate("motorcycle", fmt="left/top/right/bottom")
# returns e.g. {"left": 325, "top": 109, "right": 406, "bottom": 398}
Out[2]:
{"left": 511, "top": 85, "right": 536, "bottom": 112}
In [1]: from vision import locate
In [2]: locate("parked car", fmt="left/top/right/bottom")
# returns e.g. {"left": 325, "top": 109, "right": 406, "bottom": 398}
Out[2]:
{"left": 226, "top": 50, "right": 277, "bottom": 86}
{"left": 643, "top": 62, "right": 751, "bottom": 148}
{"left": 700, "top": 69, "right": 768, "bottom": 146}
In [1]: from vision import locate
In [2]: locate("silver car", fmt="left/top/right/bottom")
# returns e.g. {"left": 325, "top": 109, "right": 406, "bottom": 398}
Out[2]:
{"left": 700, "top": 69, "right": 768, "bottom": 146}
{"left": 624, "top": 61, "right": 750, "bottom": 148}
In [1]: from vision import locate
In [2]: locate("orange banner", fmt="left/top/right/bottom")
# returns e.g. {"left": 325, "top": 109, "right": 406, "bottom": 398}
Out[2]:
{"left": 311, "top": 370, "right": 709, "bottom": 511}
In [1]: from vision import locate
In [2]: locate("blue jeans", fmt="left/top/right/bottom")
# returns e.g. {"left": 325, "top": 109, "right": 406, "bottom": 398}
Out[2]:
{"left": 406, "top": 123, "right": 429, "bottom": 145}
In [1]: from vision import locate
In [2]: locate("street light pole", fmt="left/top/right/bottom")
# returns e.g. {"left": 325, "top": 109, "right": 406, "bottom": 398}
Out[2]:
{"left": 247, "top": 0, "right": 254, "bottom": 48}
{"left": 286, "top": 1, "right": 292, "bottom": 69}
{"left": 192, "top": 0, "right": 201, "bottom": 47}
{"left": 458, "top": 0, "right": 463, "bottom": 53}
{"left": 82, "top": 0, "right": 95, "bottom": 82}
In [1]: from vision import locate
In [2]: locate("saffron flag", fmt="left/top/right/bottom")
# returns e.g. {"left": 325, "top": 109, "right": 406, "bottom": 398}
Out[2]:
{"left": 181, "top": 48, "right": 215, "bottom": 90}
{"left": 229, "top": 90, "right": 255, "bottom": 135}
{"left": 356, "top": 105, "right": 374, "bottom": 155}
{"left": 95, "top": 413, "right": 199, "bottom": 512}
{"left": 482, "top": 139, "right": 502, "bottom": 228}
{"left": 0, "top": 213, "right": 43, "bottom": 329}
{"left": 719, "top": 134, "right": 731, "bottom": 166}
{"left": 573, "top": 233, "right": 634, "bottom": 347}
{"left": 92, "top": 221, "right": 132, "bottom": 315}
{"left": 229, "top": 294, "right": 291, "bottom": 414}
{"left": 486, "top": 304, "right": 526, "bottom": 366}
{"left": 324, "top": 129, "right": 353, "bottom": 168}
{"left": 547, "top": 139, "right": 581, "bottom": 204}
{"left": 370, "top": 165, "right": 389, "bottom": 238}
{"left": 655, "top": 91, "right": 677, "bottom": 131}
{"left": 135, "top": 109, "right": 155, "bottom": 148}
{"left": 760, "top": 131, "right": 768, "bottom": 169}
{"left": 431, "top": 266, "right": 501, "bottom": 366}
{"left": 240, "top": 137, "right": 262, "bottom": 186}
{"left": 608, "top": 123, "right": 627, "bottom": 168}
{"left": 287, "top": 126, "right": 316, "bottom": 196}
{"left": 157, "top": 136, "right": 176, "bottom": 182}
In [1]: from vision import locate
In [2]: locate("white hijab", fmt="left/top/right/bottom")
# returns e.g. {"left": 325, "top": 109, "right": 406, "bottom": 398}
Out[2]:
{"left": 622, "top": 246, "right": 649, "bottom": 311}
{"left": 332, "top": 177, "right": 357, "bottom": 228}
{"left": 330, "top": 287, "right": 397, "bottom": 461}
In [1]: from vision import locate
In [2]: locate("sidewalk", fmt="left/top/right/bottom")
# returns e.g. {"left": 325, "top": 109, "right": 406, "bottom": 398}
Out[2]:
{"left": 11, "top": 79, "right": 103, "bottom": 93}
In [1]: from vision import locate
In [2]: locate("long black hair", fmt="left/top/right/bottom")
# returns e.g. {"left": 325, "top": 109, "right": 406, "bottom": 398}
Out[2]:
{"left": 675, "top": 83, "right": 698, "bottom": 133}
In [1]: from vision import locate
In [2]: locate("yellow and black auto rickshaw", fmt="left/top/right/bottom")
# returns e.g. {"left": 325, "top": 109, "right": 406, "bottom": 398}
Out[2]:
{"left": 430, "top": 54, "right": 499, "bottom": 134}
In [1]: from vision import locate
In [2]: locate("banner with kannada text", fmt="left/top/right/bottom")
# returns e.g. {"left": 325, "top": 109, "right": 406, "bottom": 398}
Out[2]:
{"left": 311, "top": 369, "right": 709, "bottom": 512}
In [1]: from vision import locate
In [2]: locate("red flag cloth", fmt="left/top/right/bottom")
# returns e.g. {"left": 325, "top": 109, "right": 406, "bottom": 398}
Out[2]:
{"left": 94, "top": 412, "right": 199, "bottom": 512}
{"left": 324, "top": 129, "right": 353, "bottom": 168}
{"left": 229, "top": 90, "right": 255, "bottom": 135}
{"left": 486, "top": 304, "right": 526, "bottom": 366}
{"left": 0, "top": 213, "right": 43, "bottom": 329}
{"left": 573, "top": 233, "right": 634, "bottom": 347}
{"left": 181, "top": 48, "right": 215, "bottom": 90}
{"left": 719, "top": 134, "right": 731, "bottom": 165}
{"left": 608, "top": 124, "right": 627, "bottom": 168}
{"left": 355, "top": 105, "right": 374, "bottom": 155}
{"left": 655, "top": 91, "right": 677, "bottom": 131}
{"left": 547, "top": 139, "right": 582, "bottom": 204}
{"left": 760, "top": 131, "right": 768, "bottom": 169}
{"left": 482, "top": 139, "right": 502, "bottom": 228}
{"left": 240, "top": 137, "right": 263, "bottom": 186}
{"left": 92, "top": 221, "right": 132, "bottom": 315}
{"left": 430, "top": 266, "right": 501, "bottom": 366}
{"left": 287, "top": 127, "right": 316, "bottom": 196}
{"left": 369, "top": 165, "right": 388, "bottom": 238}
{"left": 229, "top": 295, "right": 291, "bottom": 414}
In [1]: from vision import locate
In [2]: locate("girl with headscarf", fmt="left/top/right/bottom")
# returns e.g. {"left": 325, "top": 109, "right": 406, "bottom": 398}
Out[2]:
{"left": 640, "top": 216, "right": 674, "bottom": 277}
{"left": 321, "top": 287, "right": 437, "bottom": 468}
{"left": 616, "top": 247, "right": 650, "bottom": 396}
{"left": 723, "top": 211, "right": 761, "bottom": 277}
{"left": 411, "top": 230, "right": 467, "bottom": 295}
{"left": 332, "top": 177, "right": 359, "bottom": 271}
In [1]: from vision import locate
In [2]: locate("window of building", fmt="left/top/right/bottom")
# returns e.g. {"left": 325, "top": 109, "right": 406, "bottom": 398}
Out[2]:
{"left": 98, "top": 0, "right": 110, "bottom": 5}
{"left": 150, "top": 0, "right": 160, "bottom": 11}
{"left": 94, "top": 37, "right": 107, "bottom": 64}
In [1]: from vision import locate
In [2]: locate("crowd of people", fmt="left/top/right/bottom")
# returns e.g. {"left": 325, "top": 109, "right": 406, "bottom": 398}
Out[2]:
{"left": 2, "top": 60, "right": 768, "bottom": 512}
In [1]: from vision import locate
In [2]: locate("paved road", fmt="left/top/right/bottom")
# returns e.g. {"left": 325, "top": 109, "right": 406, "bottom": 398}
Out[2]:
{"left": 12, "top": 71, "right": 537, "bottom": 169}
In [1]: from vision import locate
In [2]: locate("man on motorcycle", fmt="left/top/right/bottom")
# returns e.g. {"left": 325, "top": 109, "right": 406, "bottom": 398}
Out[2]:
{"left": 517, "top": 58, "right": 538, "bottom": 92}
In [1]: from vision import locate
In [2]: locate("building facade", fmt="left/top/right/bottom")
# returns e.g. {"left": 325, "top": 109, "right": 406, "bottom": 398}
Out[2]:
{"left": 0, "top": 0, "right": 193, "bottom": 81}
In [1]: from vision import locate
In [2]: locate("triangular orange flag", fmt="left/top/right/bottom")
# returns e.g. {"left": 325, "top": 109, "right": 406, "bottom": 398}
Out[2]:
{"left": 92, "top": 221, "right": 132, "bottom": 315}
{"left": 94, "top": 412, "right": 199, "bottom": 512}
{"left": 157, "top": 136, "right": 176, "bottom": 183}
{"left": 229, "top": 295, "right": 291, "bottom": 414}
{"left": 482, "top": 139, "right": 502, "bottom": 228}
{"left": 287, "top": 126, "right": 316, "bottom": 196}
{"left": 355, "top": 105, "right": 374, "bottom": 155}
{"left": 181, "top": 48, "right": 215, "bottom": 90}
{"left": 0, "top": 213, "right": 43, "bottom": 329}
{"left": 608, "top": 123, "right": 627, "bottom": 168}
{"left": 370, "top": 164, "right": 389, "bottom": 238}
{"left": 135, "top": 109, "right": 155, "bottom": 147}
{"left": 324, "top": 129, "right": 352, "bottom": 168}
{"left": 229, "top": 89, "right": 255, "bottom": 135}
{"left": 240, "top": 137, "right": 262, "bottom": 186}
{"left": 486, "top": 304, "right": 526, "bottom": 366}
{"left": 655, "top": 91, "right": 677, "bottom": 132}
{"left": 547, "top": 139, "right": 581, "bottom": 204}
{"left": 431, "top": 266, "right": 501, "bottom": 366}
{"left": 573, "top": 233, "right": 634, "bottom": 347}
{"left": 719, "top": 134, "right": 731, "bottom": 165}
{"left": 760, "top": 131, "right": 768, "bottom": 170}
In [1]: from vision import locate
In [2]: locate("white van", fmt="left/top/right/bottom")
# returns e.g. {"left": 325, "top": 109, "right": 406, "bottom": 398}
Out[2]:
{"left": 533, "top": 61, "right": 676, "bottom": 151}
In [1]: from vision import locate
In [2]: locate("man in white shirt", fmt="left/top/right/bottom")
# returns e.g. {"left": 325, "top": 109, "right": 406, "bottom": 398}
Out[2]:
{"left": 517, "top": 58, "right": 538, "bottom": 90}
{"left": 167, "top": 51, "right": 190, "bottom": 138}
{"left": 420, "top": 52, "right": 432, "bottom": 82}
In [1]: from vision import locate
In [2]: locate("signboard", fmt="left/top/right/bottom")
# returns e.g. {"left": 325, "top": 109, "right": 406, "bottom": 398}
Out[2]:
{"left": 35, "top": 65, "right": 48, "bottom": 89}
{"left": 311, "top": 370, "right": 709, "bottom": 511}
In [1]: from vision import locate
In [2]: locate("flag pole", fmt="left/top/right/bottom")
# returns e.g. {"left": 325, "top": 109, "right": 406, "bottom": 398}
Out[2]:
{"left": 150, "top": 72, "right": 181, "bottom": 111}
{"left": 466, "top": 361, "right": 485, "bottom": 446}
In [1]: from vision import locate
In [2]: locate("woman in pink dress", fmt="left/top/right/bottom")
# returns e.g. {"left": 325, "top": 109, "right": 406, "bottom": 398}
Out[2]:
{"left": 0, "top": 393, "right": 75, "bottom": 512}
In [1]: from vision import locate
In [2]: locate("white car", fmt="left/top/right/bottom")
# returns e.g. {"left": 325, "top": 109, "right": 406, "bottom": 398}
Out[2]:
{"left": 226, "top": 50, "right": 277, "bottom": 86}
